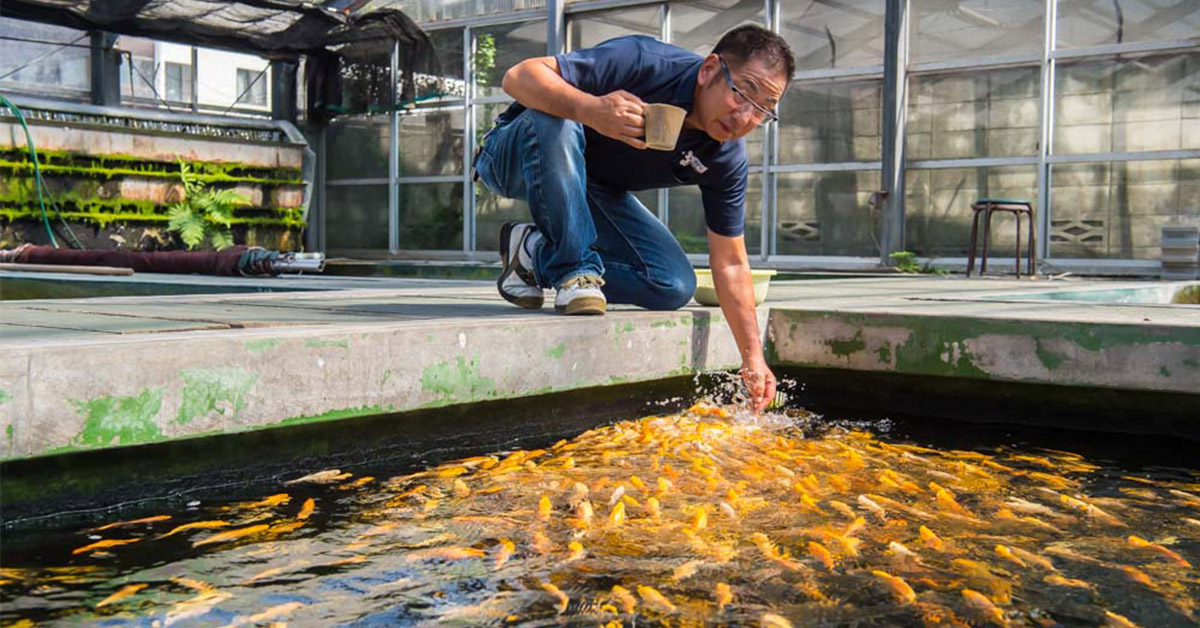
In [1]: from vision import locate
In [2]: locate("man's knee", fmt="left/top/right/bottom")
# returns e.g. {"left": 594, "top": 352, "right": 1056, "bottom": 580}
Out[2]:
{"left": 648, "top": 270, "right": 697, "bottom": 311}
{"left": 521, "top": 109, "right": 585, "bottom": 147}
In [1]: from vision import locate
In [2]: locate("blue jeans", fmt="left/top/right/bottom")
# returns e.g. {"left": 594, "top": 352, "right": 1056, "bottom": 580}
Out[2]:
{"left": 475, "top": 108, "right": 696, "bottom": 311}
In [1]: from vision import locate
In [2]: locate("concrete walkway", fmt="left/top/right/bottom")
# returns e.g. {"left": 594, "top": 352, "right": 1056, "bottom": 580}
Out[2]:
{"left": 1, "top": 270, "right": 1196, "bottom": 460}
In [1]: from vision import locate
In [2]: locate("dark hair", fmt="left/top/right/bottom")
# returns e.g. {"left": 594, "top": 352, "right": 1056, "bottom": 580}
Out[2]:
{"left": 712, "top": 25, "right": 795, "bottom": 85}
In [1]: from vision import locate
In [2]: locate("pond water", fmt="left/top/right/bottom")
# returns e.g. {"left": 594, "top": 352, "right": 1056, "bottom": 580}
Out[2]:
{"left": 2, "top": 403, "right": 1197, "bottom": 627}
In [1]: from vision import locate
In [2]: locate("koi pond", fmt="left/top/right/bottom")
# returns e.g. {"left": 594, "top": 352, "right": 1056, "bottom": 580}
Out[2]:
{"left": 2, "top": 389, "right": 1197, "bottom": 628}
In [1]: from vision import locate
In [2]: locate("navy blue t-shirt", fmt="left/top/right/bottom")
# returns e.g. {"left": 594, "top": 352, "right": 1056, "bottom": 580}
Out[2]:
{"left": 496, "top": 35, "right": 747, "bottom": 237}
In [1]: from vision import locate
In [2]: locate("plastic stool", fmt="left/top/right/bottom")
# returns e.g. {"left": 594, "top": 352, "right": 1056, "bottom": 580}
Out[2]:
{"left": 967, "top": 198, "right": 1036, "bottom": 278}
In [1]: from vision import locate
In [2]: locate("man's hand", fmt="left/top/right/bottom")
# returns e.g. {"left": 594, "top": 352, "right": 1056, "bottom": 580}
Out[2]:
{"left": 740, "top": 357, "right": 778, "bottom": 414}
{"left": 581, "top": 90, "right": 647, "bottom": 149}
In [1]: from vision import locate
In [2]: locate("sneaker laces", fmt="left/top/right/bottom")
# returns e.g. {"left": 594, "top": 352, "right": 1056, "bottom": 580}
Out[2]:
{"left": 561, "top": 274, "right": 604, "bottom": 290}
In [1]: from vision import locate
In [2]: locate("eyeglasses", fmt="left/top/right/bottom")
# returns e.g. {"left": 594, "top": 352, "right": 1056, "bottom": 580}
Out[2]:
{"left": 717, "top": 56, "right": 779, "bottom": 123}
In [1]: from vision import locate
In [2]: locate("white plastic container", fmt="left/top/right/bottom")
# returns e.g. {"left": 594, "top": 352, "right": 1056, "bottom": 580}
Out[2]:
{"left": 692, "top": 268, "right": 777, "bottom": 306}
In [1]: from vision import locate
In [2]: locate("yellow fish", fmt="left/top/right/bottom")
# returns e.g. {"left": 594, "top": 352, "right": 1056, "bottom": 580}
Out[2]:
{"left": 1043, "top": 574, "right": 1093, "bottom": 589}
{"left": 611, "top": 585, "right": 637, "bottom": 613}
{"left": 808, "top": 541, "right": 835, "bottom": 570}
{"left": 871, "top": 570, "right": 916, "bottom": 603}
{"left": 715, "top": 582, "right": 733, "bottom": 610}
{"left": 610, "top": 501, "right": 627, "bottom": 526}
{"left": 96, "top": 583, "right": 147, "bottom": 608}
{"left": 92, "top": 515, "right": 171, "bottom": 531}
{"left": 73, "top": 538, "right": 139, "bottom": 555}
{"left": 919, "top": 525, "right": 943, "bottom": 550}
{"left": 538, "top": 495, "right": 553, "bottom": 522}
{"left": 1127, "top": 535, "right": 1191, "bottom": 567}
{"left": 296, "top": 498, "right": 316, "bottom": 521}
{"left": 193, "top": 524, "right": 269, "bottom": 548}
{"left": 494, "top": 538, "right": 515, "bottom": 569}
{"left": 761, "top": 613, "right": 795, "bottom": 628}
{"left": 452, "top": 479, "right": 471, "bottom": 498}
{"left": 671, "top": 559, "right": 702, "bottom": 581}
{"left": 637, "top": 585, "right": 678, "bottom": 615}
{"left": 285, "top": 469, "right": 351, "bottom": 485}
{"left": 404, "top": 547, "right": 486, "bottom": 562}
{"left": 160, "top": 520, "right": 232, "bottom": 538}
{"left": 539, "top": 582, "right": 569, "bottom": 614}
{"left": 1103, "top": 610, "right": 1143, "bottom": 628}
{"left": 961, "top": 589, "right": 1007, "bottom": 626}
{"left": 994, "top": 545, "right": 1026, "bottom": 568}
{"left": 566, "top": 541, "right": 585, "bottom": 562}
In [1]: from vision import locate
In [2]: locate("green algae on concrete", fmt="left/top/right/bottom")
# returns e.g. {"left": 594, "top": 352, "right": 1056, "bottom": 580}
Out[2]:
{"left": 305, "top": 339, "right": 350, "bottom": 349}
{"left": 70, "top": 388, "right": 164, "bottom": 448}
{"left": 827, "top": 331, "right": 866, "bottom": 358}
{"left": 244, "top": 338, "right": 281, "bottom": 354}
{"left": 175, "top": 367, "right": 258, "bottom": 426}
{"left": 277, "top": 405, "right": 393, "bottom": 427}
{"left": 545, "top": 342, "right": 567, "bottom": 359}
{"left": 421, "top": 356, "right": 497, "bottom": 404}
{"left": 1035, "top": 340, "right": 1067, "bottom": 371}
{"left": 0, "top": 389, "right": 9, "bottom": 405}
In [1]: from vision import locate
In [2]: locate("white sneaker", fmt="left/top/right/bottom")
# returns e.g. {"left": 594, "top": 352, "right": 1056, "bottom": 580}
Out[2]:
{"left": 555, "top": 274, "right": 606, "bottom": 315}
{"left": 497, "top": 222, "right": 544, "bottom": 309}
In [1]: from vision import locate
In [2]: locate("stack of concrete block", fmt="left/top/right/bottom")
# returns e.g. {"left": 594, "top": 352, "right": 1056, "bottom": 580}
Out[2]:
{"left": 1161, "top": 225, "right": 1199, "bottom": 280}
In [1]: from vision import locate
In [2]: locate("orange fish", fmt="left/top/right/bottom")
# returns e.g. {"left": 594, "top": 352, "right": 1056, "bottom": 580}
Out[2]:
{"left": 611, "top": 585, "right": 637, "bottom": 613}
{"left": 92, "top": 515, "right": 171, "bottom": 532}
{"left": 715, "top": 582, "right": 733, "bottom": 610}
{"left": 538, "top": 495, "right": 553, "bottom": 522}
{"left": 872, "top": 570, "right": 916, "bottom": 603}
{"left": 296, "top": 498, "right": 316, "bottom": 521}
{"left": 96, "top": 583, "right": 147, "bottom": 608}
{"left": 808, "top": 541, "right": 835, "bottom": 570}
{"left": 637, "top": 585, "right": 678, "bottom": 614}
{"left": 159, "top": 520, "right": 232, "bottom": 538}
{"left": 193, "top": 524, "right": 270, "bottom": 548}
{"left": 73, "top": 538, "right": 139, "bottom": 555}
{"left": 539, "top": 582, "right": 569, "bottom": 614}
{"left": 494, "top": 538, "right": 515, "bottom": 569}
{"left": 1127, "top": 535, "right": 1191, "bottom": 567}
{"left": 919, "top": 525, "right": 943, "bottom": 550}
{"left": 961, "top": 589, "right": 1007, "bottom": 626}
{"left": 404, "top": 547, "right": 486, "bottom": 562}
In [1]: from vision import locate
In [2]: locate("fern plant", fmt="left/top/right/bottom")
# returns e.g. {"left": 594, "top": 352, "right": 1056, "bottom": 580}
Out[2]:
{"left": 166, "top": 161, "right": 247, "bottom": 250}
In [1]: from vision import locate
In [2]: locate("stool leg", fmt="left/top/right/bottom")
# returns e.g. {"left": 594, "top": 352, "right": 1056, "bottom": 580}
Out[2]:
{"left": 1028, "top": 209, "right": 1036, "bottom": 277}
{"left": 980, "top": 206, "right": 993, "bottom": 274}
{"left": 967, "top": 208, "right": 981, "bottom": 277}
{"left": 1015, "top": 212, "right": 1022, "bottom": 279}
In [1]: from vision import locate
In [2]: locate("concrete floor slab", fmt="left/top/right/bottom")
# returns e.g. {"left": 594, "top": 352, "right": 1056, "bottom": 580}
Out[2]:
{"left": 1, "top": 271, "right": 1196, "bottom": 460}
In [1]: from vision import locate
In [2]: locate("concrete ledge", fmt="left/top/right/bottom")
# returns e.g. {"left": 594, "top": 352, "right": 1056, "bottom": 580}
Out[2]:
{"left": 767, "top": 309, "right": 1199, "bottom": 394}
{"left": 0, "top": 308, "right": 751, "bottom": 460}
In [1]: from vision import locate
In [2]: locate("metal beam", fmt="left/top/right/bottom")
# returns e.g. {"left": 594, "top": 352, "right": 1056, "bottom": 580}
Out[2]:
{"left": 1035, "top": 0, "right": 1056, "bottom": 261}
{"left": 389, "top": 39, "right": 400, "bottom": 254}
{"left": 879, "top": 0, "right": 908, "bottom": 264}
{"left": 270, "top": 60, "right": 297, "bottom": 123}
{"left": 89, "top": 31, "right": 121, "bottom": 106}
{"left": 548, "top": 0, "right": 565, "bottom": 56}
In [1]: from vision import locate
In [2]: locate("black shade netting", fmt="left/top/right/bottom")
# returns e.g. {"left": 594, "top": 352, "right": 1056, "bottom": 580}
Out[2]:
{"left": 0, "top": 1, "right": 439, "bottom": 124}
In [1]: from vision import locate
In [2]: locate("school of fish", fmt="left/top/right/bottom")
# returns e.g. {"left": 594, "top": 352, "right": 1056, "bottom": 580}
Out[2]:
{"left": 1, "top": 402, "right": 1197, "bottom": 627}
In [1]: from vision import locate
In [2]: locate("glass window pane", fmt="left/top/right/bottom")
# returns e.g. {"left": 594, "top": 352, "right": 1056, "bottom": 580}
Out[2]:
{"left": 327, "top": 115, "right": 390, "bottom": 180}
{"left": 670, "top": 0, "right": 766, "bottom": 58}
{"left": 115, "top": 36, "right": 161, "bottom": 106}
{"left": 668, "top": 174, "right": 763, "bottom": 255}
{"left": 907, "top": 67, "right": 1040, "bottom": 161}
{"left": 0, "top": 18, "right": 90, "bottom": 98}
{"left": 1055, "top": 53, "right": 1200, "bottom": 155}
{"left": 568, "top": 6, "right": 662, "bottom": 52}
{"left": 781, "top": 0, "right": 886, "bottom": 71}
{"left": 905, "top": 165, "right": 1037, "bottom": 257}
{"left": 776, "top": 170, "right": 881, "bottom": 256}
{"left": 405, "top": 27, "right": 464, "bottom": 104}
{"left": 399, "top": 108, "right": 465, "bottom": 176}
{"left": 326, "top": 185, "right": 389, "bottom": 250}
{"left": 377, "top": 0, "right": 548, "bottom": 24}
{"left": 475, "top": 21, "right": 547, "bottom": 99}
{"left": 779, "top": 80, "right": 882, "bottom": 164}
{"left": 400, "top": 183, "right": 464, "bottom": 250}
{"left": 1057, "top": 0, "right": 1199, "bottom": 49}
{"left": 476, "top": 186, "right": 532, "bottom": 252}
{"left": 912, "top": 0, "right": 1043, "bottom": 64}
{"left": 1050, "top": 159, "right": 1199, "bottom": 259}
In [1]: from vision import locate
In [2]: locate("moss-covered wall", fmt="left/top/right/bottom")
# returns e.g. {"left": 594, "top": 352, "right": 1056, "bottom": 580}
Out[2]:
{"left": 0, "top": 149, "right": 307, "bottom": 251}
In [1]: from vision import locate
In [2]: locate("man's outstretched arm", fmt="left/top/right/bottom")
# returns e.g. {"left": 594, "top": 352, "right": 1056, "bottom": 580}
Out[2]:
{"left": 503, "top": 56, "right": 647, "bottom": 149}
{"left": 707, "top": 230, "right": 777, "bottom": 413}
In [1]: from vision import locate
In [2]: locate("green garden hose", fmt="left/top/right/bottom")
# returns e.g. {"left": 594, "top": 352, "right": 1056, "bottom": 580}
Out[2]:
{"left": 0, "top": 94, "right": 84, "bottom": 249}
